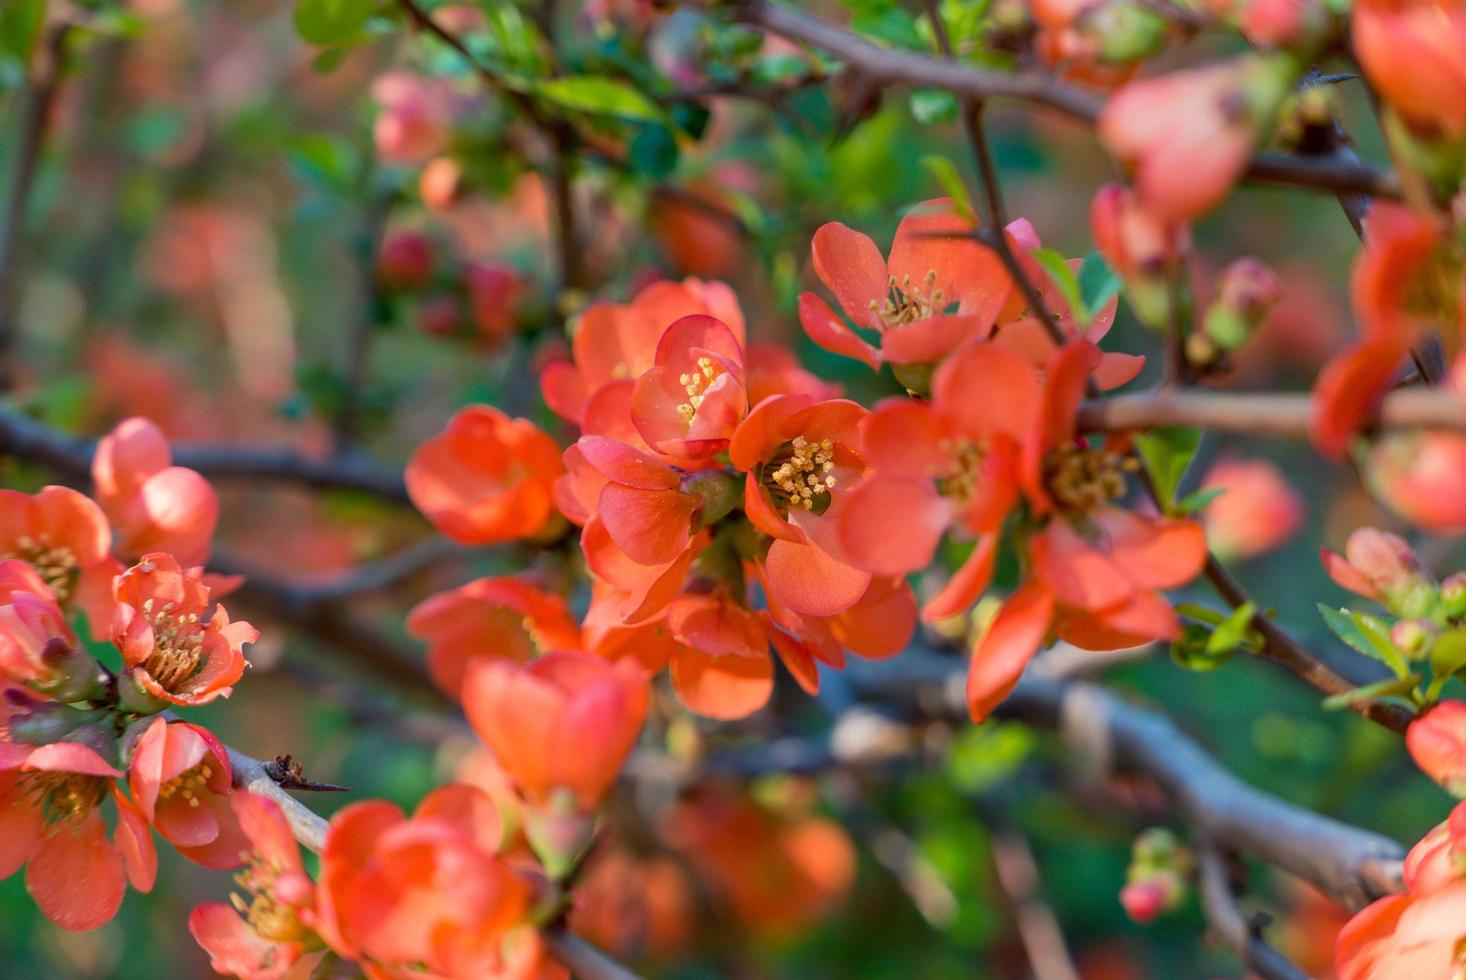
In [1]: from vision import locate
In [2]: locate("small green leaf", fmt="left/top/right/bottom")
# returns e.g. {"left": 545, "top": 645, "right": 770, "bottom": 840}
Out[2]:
{"left": 1206, "top": 602, "right": 1256, "bottom": 655}
{"left": 1175, "top": 602, "right": 1228, "bottom": 627}
{"left": 1171, "top": 624, "right": 1233, "bottom": 672}
{"left": 910, "top": 89, "right": 959, "bottom": 125}
{"left": 1135, "top": 427, "right": 1201, "bottom": 511}
{"left": 1078, "top": 252, "right": 1122, "bottom": 326}
{"left": 1030, "top": 248, "right": 1083, "bottom": 323}
{"left": 294, "top": 0, "right": 371, "bottom": 46}
{"left": 537, "top": 76, "right": 665, "bottom": 123}
{"left": 1432, "top": 628, "right": 1466, "bottom": 677}
{"left": 0, "top": 0, "right": 45, "bottom": 61}
{"left": 1317, "top": 604, "right": 1410, "bottom": 677}
{"left": 1176, "top": 486, "right": 1226, "bottom": 514}
{"left": 919, "top": 156, "right": 975, "bottom": 224}
{"left": 1321, "top": 674, "right": 1420, "bottom": 710}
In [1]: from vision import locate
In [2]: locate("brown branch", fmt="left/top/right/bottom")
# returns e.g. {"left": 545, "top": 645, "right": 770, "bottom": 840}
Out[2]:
{"left": 715, "top": 0, "right": 1399, "bottom": 201}
{"left": 225, "top": 744, "right": 331, "bottom": 853}
{"left": 0, "top": 25, "right": 70, "bottom": 392}
{"left": 847, "top": 654, "right": 1406, "bottom": 911}
{"left": 0, "top": 402, "right": 412, "bottom": 503}
{"left": 1196, "top": 847, "right": 1309, "bottom": 980}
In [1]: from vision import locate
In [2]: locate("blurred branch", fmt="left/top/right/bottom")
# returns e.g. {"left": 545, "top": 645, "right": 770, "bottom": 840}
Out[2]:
{"left": 712, "top": 0, "right": 1400, "bottom": 200}
{"left": 988, "top": 823, "right": 1082, "bottom": 980}
{"left": 848, "top": 654, "right": 1406, "bottom": 911}
{"left": 1196, "top": 847, "right": 1309, "bottom": 980}
{"left": 332, "top": 189, "right": 394, "bottom": 455}
{"left": 0, "top": 402, "right": 412, "bottom": 502}
{"left": 0, "top": 25, "right": 71, "bottom": 392}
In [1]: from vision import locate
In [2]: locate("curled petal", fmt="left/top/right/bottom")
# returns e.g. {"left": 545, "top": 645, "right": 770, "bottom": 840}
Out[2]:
{"left": 968, "top": 583, "right": 1054, "bottom": 722}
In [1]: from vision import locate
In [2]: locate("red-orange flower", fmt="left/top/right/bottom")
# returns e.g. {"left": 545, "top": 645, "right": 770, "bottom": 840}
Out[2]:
{"left": 568, "top": 846, "right": 695, "bottom": 965}
{"left": 799, "top": 198, "right": 1011, "bottom": 370}
{"left": 316, "top": 785, "right": 535, "bottom": 978}
{"left": 838, "top": 343, "right": 1037, "bottom": 612}
{"left": 0, "top": 485, "right": 121, "bottom": 636}
{"left": 1353, "top": 0, "right": 1466, "bottom": 136}
{"left": 1408, "top": 701, "right": 1466, "bottom": 796}
{"left": 0, "top": 740, "right": 154, "bottom": 930}
{"left": 407, "top": 576, "right": 581, "bottom": 698}
{"left": 539, "top": 277, "right": 744, "bottom": 426}
{"left": 93, "top": 416, "right": 218, "bottom": 566}
{"left": 188, "top": 791, "right": 318, "bottom": 980}
{"left": 0, "top": 561, "right": 102, "bottom": 698}
{"left": 371, "top": 71, "right": 456, "bottom": 165}
{"left": 1366, "top": 431, "right": 1466, "bottom": 532}
{"left": 1198, "top": 456, "right": 1304, "bottom": 560}
{"left": 630, "top": 315, "right": 747, "bottom": 460}
{"left": 406, "top": 406, "right": 564, "bottom": 546}
{"left": 112, "top": 553, "right": 257, "bottom": 707}
{"left": 128, "top": 718, "right": 247, "bottom": 867}
{"left": 462, "top": 651, "right": 648, "bottom": 810}
{"left": 1099, "top": 57, "right": 1290, "bottom": 222}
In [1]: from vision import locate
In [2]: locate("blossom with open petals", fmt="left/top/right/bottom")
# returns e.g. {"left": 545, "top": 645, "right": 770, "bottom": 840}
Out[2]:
{"left": 630, "top": 315, "right": 747, "bottom": 460}
{"left": 0, "top": 485, "right": 120, "bottom": 636}
{"left": 317, "top": 784, "right": 539, "bottom": 978}
{"left": 798, "top": 198, "right": 1010, "bottom": 370}
{"left": 407, "top": 576, "right": 581, "bottom": 698}
{"left": 188, "top": 792, "right": 318, "bottom": 980}
{"left": 0, "top": 561, "right": 102, "bottom": 698}
{"left": 93, "top": 416, "right": 218, "bottom": 565}
{"left": 406, "top": 406, "right": 564, "bottom": 546}
{"left": 463, "top": 651, "right": 648, "bottom": 811}
{"left": 1408, "top": 701, "right": 1466, "bottom": 797}
{"left": 112, "top": 553, "right": 257, "bottom": 708}
{"left": 730, "top": 394, "right": 872, "bottom": 618}
{"left": 128, "top": 718, "right": 246, "bottom": 867}
{"left": 0, "top": 740, "right": 154, "bottom": 930}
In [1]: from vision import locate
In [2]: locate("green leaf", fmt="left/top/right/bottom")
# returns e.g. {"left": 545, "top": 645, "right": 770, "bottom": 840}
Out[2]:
{"left": 0, "top": 0, "right": 45, "bottom": 61}
{"left": 910, "top": 89, "right": 959, "bottom": 125}
{"left": 1206, "top": 602, "right": 1256, "bottom": 655}
{"left": 293, "top": 0, "right": 371, "bottom": 46}
{"left": 1176, "top": 486, "right": 1226, "bottom": 515}
{"left": 1317, "top": 604, "right": 1410, "bottom": 677}
{"left": 1322, "top": 674, "right": 1420, "bottom": 711}
{"left": 1078, "top": 252, "right": 1122, "bottom": 327}
{"left": 1171, "top": 624, "right": 1233, "bottom": 672}
{"left": 537, "top": 76, "right": 666, "bottom": 123}
{"left": 1175, "top": 602, "right": 1228, "bottom": 627}
{"left": 1031, "top": 248, "right": 1083, "bottom": 323}
{"left": 1135, "top": 426, "right": 1201, "bottom": 511}
{"left": 919, "top": 156, "right": 976, "bottom": 224}
{"left": 1432, "top": 628, "right": 1466, "bottom": 678}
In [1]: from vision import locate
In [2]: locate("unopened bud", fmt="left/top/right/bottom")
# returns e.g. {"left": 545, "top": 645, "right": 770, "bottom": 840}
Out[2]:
{"left": 31, "top": 639, "right": 108, "bottom": 703}
{"left": 1120, "top": 869, "right": 1186, "bottom": 924}
{"left": 682, "top": 469, "right": 743, "bottom": 527}
{"left": 1345, "top": 528, "right": 1435, "bottom": 615}
{"left": 1442, "top": 573, "right": 1466, "bottom": 620}
{"left": 6, "top": 700, "right": 107, "bottom": 745}
{"left": 1088, "top": 3, "right": 1167, "bottom": 64}
{"left": 1392, "top": 619, "right": 1437, "bottom": 659}
{"left": 891, "top": 361, "right": 935, "bottom": 397}
{"left": 1203, "top": 258, "right": 1281, "bottom": 351}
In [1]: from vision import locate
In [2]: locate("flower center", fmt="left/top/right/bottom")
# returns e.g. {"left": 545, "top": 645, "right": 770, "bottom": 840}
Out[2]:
{"left": 141, "top": 599, "right": 205, "bottom": 691}
{"left": 867, "top": 270, "right": 948, "bottom": 331}
{"left": 7, "top": 535, "right": 78, "bottom": 604}
{"left": 233, "top": 854, "right": 311, "bottom": 943}
{"left": 159, "top": 762, "right": 213, "bottom": 808}
{"left": 1044, "top": 444, "right": 1136, "bottom": 517}
{"left": 23, "top": 770, "right": 109, "bottom": 823}
{"left": 762, "top": 436, "right": 837, "bottom": 514}
{"left": 676, "top": 356, "right": 721, "bottom": 423}
{"left": 1402, "top": 244, "right": 1464, "bottom": 324}
{"left": 937, "top": 438, "right": 986, "bottom": 502}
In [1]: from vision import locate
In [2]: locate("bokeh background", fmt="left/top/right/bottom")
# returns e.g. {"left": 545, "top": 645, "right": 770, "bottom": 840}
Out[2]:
{"left": 0, "top": 0, "right": 1444, "bottom": 975}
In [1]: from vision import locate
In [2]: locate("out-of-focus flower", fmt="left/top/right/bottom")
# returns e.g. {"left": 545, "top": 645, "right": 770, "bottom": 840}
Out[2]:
{"left": 112, "top": 553, "right": 257, "bottom": 708}
{"left": 0, "top": 741, "right": 154, "bottom": 930}
{"left": 1408, "top": 701, "right": 1466, "bottom": 796}
{"left": 0, "top": 486, "right": 121, "bottom": 637}
{"left": 1090, "top": 183, "right": 1189, "bottom": 329}
{"left": 630, "top": 315, "right": 747, "bottom": 460}
{"left": 420, "top": 156, "right": 464, "bottom": 211}
{"left": 1200, "top": 257, "right": 1283, "bottom": 355}
{"left": 406, "top": 406, "right": 564, "bottom": 546}
{"left": 745, "top": 342, "right": 841, "bottom": 405}
{"left": 1366, "top": 431, "right": 1466, "bottom": 532}
{"left": 661, "top": 785, "right": 856, "bottom": 940}
{"left": 93, "top": 417, "right": 218, "bottom": 566}
{"left": 127, "top": 718, "right": 246, "bottom": 867}
{"left": 568, "top": 847, "right": 696, "bottom": 964}
{"left": 317, "top": 785, "right": 538, "bottom": 977}
{"left": 462, "top": 651, "right": 648, "bottom": 812}
{"left": 1099, "top": 56, "right": 1293, "bottom": 222}
{"left": 1311, "top": 204, "right": 1460, "bottom": 459}
{"left": 1119, "top": 872, "right": 1183, "bottom": 924}
{"left": 1353, "top": 0, "right": 1466, "bottom": 136}
{"left": 377, "top": 229, "right": 435, "bottom": 290}
{"left": 1198, "top": 456, "right": 1304, "bottom": 561}
{"left": 417, "top": 293, "right": 463, "bottom": 337}
{"left": 188, "top": 792, "right": 318, "bottom": 980}
{"left": 649, "top": 178, "right": 745, "bottom": 277}
{"left": 1320, "top": 527, "right": 1434, "bottom": 611}
{"left": 371, "top": 71, "right": 456, "bottom": 166}
{"left": 799, "top": 198, "right": 1010, "bottom": 370}
{"left": 0, "top": 562, "right": 103, "bottom": 699}
{"left": 407, "top": 576, "right": 581, "bottom": 698}
{"left": 1206, "top": 0, "right": 1325, "bottom": 46}
{"left": 730, "top": 394, "right": 873, "bottom": 617}
{"left": 466, "top": 261, "right": 527, "bottom": 345}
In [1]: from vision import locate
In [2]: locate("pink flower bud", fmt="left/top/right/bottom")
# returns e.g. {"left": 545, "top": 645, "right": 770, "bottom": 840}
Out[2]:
{"left": 377, "top": 230, "right": 434, "bottom": 290}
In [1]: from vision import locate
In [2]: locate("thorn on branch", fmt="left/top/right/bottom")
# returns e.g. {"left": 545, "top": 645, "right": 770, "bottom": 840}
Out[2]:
{"left": 264, "top": 753, "right": 350, "bottom": 792}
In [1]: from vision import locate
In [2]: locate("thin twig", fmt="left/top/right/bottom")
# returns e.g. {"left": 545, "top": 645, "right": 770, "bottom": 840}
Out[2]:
{"left": 988, "top": 823, "right": 1083, "bottom": 980}
{"left": 1196, "top": 847, "right": 1309, "bottom": 980}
